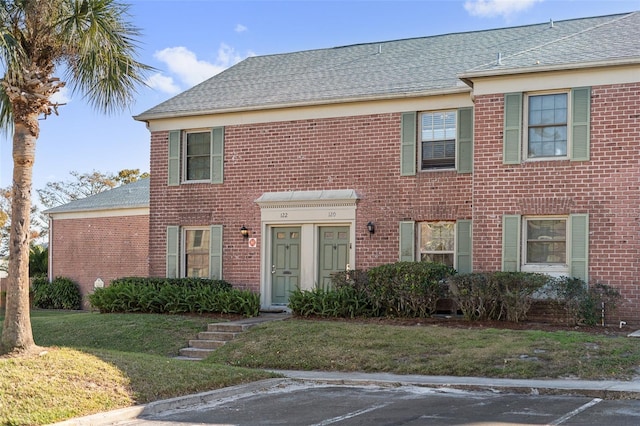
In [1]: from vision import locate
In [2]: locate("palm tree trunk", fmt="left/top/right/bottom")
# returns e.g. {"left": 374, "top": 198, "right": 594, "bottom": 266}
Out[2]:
{"left": 1, "top": 119, "right": 37, "bottom": 354}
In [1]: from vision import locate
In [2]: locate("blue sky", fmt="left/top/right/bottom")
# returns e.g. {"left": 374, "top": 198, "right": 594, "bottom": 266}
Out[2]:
{"left": 0, "top": 0, "right": 638, "bottom": 194}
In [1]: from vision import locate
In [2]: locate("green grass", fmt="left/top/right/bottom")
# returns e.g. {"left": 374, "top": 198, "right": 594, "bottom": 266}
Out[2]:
{"left": 2, "top": 310, "right": 640, "bottom": 425}
{"left": 207, "top": 319, "right": 640, "bottom": 380}
{"left": 0, "top": 310, "right": 276, "bottom": 425}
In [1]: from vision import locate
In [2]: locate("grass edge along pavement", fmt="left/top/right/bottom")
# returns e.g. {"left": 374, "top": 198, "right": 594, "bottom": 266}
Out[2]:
{"left": 2, "top": 310, "right": 640, "bottom": 424}
{"left": 0, "top": 310, "right": 277, "bottom": 426}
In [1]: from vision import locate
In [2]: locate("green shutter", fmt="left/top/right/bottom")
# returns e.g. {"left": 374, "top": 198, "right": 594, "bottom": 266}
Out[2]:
{"left": 400, "top": 112, "right": 417, "bottom": 176}
{"left": 457, "top": 107, "right": 473, "bottom": 174}
{"left": 456, "top": 219, "right": 472, "bottom": 273}
{"left": 168, "top": 131, "right": 181, "bottom": 186}
{"left": 569, "top": 214, "right": 589, "bottom": 282}
{"left": 209, "top": 225, "right": 223, "bottom": 279}
{"left": 166, "top": 226, "right": 179, "bottom": 278}
{"left": 571, "top": 87, "right": 591, "bottom": 161}
{"left": 502, "top": 215, "right": 521, "bottom": 271}
{"left": 399, "top": 221, "right": 415, "bottom": 261}
{"left": 211, "top": 127, "right": 224, "bottom": 183}
{"left": 503, "top": 93, "right": 522, "bottom": 164}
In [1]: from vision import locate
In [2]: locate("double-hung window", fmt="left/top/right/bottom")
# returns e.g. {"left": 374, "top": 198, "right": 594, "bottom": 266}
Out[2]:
{"left": 420, "top": 111, "right": 456, "bottom": 170}
{"left": 184, "top": 228, "right": 210, "bottom": 277}
{"left": 523, "top": 218, "right": 567, "bottom": 273}
{"left": 502, "top": 214, "right": 588, "bottom": 281}
{"left": 419, "top": 221, "right": 455, "bottom": 267}
{"left": 185, "top": 131, "right": 211, "bottom": 181}
{"left": 400, "top": 107, "right": 473, "bottom": 175}
{"left": 503, "top": 87, "right": 590, "bottom": 164}
{"left": 399, "top": 219, "right": 472, "bottom": 273}
{"left": 166, "top": 225, "right": 223, "bottom": 279}
{"left": 526, "top": 93, "right": 568, "bottom": 158}
{"left": 168, "top": 127, "right": 224, "bottom": 186}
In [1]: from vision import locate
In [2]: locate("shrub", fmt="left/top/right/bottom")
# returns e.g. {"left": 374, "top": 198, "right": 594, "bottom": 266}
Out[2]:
{"left": 29, "top": 245, "right": 48, "bottom": 277}
{"left": 447, "top": 272, "right": 547, "bottom": 322}
{"left": 490, "top": 272, "right": 548, "bottom": 322}
{"left": 543, "top": 277, "right": 622, "bottom": 326}
{"left": 289, "top": 285, "right": 373, "bottom": 318}
{"left": 31, "top": 275, "right": 82, "bottom": 310}
{"left": 366, "top": 262, "right": 456, "bottom": 317}
{"left": 88, "top": 277, "right": 259, "bottom": 317}
{"left": 447, "top": 273, "right": 500, "bottom": 320}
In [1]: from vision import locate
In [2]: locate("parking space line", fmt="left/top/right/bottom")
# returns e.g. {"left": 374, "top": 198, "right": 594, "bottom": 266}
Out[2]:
{"left": 310, "top": 402, "right": 391, "bottom": 426}
{"left": 549, "top": 398, "right": 603, "bottom": 425}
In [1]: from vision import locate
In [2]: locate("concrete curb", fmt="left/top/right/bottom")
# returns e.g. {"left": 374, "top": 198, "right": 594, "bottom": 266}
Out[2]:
{"left": 271, "top": 370, "right": 640, "bottom": 400}
{"left": 50, "top": 378, "right": 288, "bottom": 425}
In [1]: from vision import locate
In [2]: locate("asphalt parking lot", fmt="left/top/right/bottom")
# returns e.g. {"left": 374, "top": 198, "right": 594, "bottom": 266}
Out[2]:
{"left": 117, "top": 379, "right": 640, "bottom": 426}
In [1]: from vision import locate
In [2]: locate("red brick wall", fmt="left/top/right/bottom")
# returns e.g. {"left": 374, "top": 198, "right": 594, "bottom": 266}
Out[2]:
{"left": 50, "top": 214, "right": 149, "bottom": 308}
{"left": 149, "top": 113, "right": 472, "bottom": 290}
{"left": 148, "top": 82, "right": 640, "bottom": 323}
{"left": 473, "top": 82, "right": 640, "bottom": 323}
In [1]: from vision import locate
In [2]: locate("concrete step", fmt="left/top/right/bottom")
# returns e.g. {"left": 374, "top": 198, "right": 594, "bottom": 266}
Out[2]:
{"left": 198, "top": 331, "right": 240, "bottom": 341}
{"left": 207, "top": 323, "right": 252, "bottom": 333}
{"left": 188, "top": 339, "right": 227, "bottom": 350}
{"left": 177, "top": 314, "right": 291, "bottom": 360}
{"left": 178, "top": 347, "right": 215, "bottom": 359}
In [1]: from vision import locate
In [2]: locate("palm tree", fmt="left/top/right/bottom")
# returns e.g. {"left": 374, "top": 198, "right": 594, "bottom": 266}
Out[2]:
{"left": 0, "top": 0, "right": 150, "bottom": 354}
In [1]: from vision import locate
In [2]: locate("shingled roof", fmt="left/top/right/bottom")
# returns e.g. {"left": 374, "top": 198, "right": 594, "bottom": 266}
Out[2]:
{"left": 135, "top": 12, "right": 640, "bottom": 121}
{"left": 44, "top": 178, "right": 149, "bottom": 215}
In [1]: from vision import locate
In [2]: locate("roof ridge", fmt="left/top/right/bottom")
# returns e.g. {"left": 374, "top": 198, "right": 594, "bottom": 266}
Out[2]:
{"left": 243, "top": 12, "right": 633, "bottom": 60}
{"left": 494, "top": 11, "right": 636, "bottom": 66}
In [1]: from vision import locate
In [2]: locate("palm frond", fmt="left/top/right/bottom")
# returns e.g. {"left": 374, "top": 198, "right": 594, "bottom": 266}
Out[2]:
{"left": 59, "top": 0, "right": 153, "bottom": 114}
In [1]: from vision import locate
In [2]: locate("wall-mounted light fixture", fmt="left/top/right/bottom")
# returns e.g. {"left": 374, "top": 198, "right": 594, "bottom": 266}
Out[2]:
{"left": 240, "top": 225, "right": 249, "bottom": 238}
{"left": 367, "top": 221, "right": 375, "bottom": 236}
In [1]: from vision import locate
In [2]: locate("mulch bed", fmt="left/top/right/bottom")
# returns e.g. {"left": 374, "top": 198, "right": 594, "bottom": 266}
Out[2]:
{"left": 291, "top": 314, "right": 631, "bottom": 337}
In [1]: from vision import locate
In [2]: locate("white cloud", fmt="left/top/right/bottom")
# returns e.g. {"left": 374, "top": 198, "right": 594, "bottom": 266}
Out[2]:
{"left": 151, "top": 44, "right": 252, "bottom": 93}
{"left": 235, "top": 24, "right": 248, "bottom": 33}
{"left": 464, "top": 0, "right": 543, "bottom": 19}
{"left": 145, "top": 73, "right": 181, "bottom": 95}
{"left": 50, "top": 86, "right": 70, "bottom": 105}
{"left": 154, "top": 46, "right": 222, "bottom": 87}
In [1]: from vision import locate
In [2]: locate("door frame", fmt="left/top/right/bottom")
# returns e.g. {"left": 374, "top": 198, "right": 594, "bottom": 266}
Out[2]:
{"left": 256, "top": 190, "right": 359, "bottom": 310}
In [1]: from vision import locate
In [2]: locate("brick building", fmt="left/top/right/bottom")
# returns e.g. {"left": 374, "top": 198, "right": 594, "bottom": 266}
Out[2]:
{"left": 135, "top": 13, "right": 640, "bottom": 321}
{"left": 46, "top": 179, "right": 149, "bottom": 307}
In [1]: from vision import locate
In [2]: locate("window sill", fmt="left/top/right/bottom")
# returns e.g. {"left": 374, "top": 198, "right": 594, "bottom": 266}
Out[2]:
{"left": 419, "top": 167, "right": 456, "bottom": 173}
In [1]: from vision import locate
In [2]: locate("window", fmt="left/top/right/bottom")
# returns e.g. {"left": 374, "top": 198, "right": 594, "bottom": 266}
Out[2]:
{"left": 502, "top": 214, "right": 588, "bottom": 280}
{"left": 400, "top": 220, "right": 472, "bottom": 272}
{"left": 184, "top": 228, "right": 210, "bottom": 277}
{"left": 503, "top": 87, "right": 590, "bottom": 164}
{"left": 526, "top": 93, "right": 567, "bottom": 158}
{"left": 168, "top": 127, "right": 224, "bottom": 186}
{"left": 166, "top": 225, "right": 223, "bottom": 279}
{"left": 185, "top": 131, "right": 211, "bottom": 181}
{"left": 419, "top": 221, "right": 455, "bottom": 267}
{"left": 524, "top": 218, "right": 566, "bottom": 265}
{"left": 420, "top": 111, "right": 456, "bottom": 169}
{"left": 400, "top": 108, "right": 472, "bottom": 176}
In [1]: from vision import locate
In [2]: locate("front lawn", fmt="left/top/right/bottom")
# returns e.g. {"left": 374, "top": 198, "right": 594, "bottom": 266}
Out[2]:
{"left": 0, "top": 310, "right": 275, "bottom": 425}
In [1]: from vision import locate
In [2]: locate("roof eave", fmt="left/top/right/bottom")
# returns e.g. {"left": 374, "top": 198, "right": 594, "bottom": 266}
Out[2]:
{"left": 45, "top": 204, "right": 149, "bottom": 216}
{"left": 133, "top": 86, "right": 472, "bottom": 122}
{"left": 458, "top": 57, "right": 640, "bottom": 80}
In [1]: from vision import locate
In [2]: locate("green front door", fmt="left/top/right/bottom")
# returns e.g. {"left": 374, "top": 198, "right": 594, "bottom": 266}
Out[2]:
{"left": 318, "top": 226, "right": 350, "bottom": 289}
{"left": 271, "top": 227, "right": 301, "bottom": 304}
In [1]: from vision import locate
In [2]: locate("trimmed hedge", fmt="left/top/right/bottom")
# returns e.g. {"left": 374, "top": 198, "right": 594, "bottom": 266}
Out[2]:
{"left": 366, "top": 262, "right": 456, "bottom": 317}
{"left": 31, "top": 275, "right": 82, "bottom": 310}
{"left": 447, "top": 272, "right": 548, "bottom": 322}
{"left": 88, "top": 277, "right": 259, "bottom": 317}
{"left": 290, "top": 262, "right": 456, "bottom": 318}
